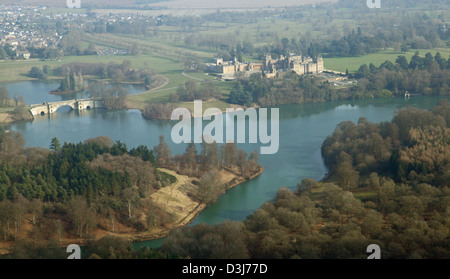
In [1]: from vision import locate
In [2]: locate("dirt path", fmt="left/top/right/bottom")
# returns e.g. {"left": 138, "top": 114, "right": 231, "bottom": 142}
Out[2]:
{"left": 111, "top": 166, "right": 263, "bottom": 242}
{"left": 129, "top": 74, "right": 170, "bottom": 97}
{"left": 150, "top": 168, "right": 202, "bottom": 225}
{"left": 181, "top": 71, "right": 205, "bottom": 82}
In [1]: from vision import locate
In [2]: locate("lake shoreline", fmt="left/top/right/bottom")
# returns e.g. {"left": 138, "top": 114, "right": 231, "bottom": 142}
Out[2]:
{"left": 0, "top": 165, "right": 264, "bottom": 256}
{"left": 2, "top": 96, "right": 449, "bottom": 256}
{"left": 104, "top": 165, "right": 265, "bottom": 244}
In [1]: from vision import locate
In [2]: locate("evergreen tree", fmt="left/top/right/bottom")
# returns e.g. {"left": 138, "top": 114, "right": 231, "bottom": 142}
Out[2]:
{"left": 50, "top": 137, "right": 61, "bottom": 151}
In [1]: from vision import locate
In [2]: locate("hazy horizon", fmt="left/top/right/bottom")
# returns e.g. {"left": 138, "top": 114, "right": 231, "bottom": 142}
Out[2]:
{"left": 2, "top": 0, "right": 338, "bottom": 9}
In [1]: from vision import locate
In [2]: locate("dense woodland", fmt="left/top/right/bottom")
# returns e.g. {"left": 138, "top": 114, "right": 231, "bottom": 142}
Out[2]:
{"left": 228, "top": 72, "right": 336, "bottom": 107}
{"left": 0, "top": 130, "right": 261, "bottom": 258}
{"left": 158, "top": 101, "right": 450, "bottom": 259}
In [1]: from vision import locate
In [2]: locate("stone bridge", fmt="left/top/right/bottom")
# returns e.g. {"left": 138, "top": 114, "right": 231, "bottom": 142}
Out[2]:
{"left": 29, "top": 98, "right": 106, "bottom": 116}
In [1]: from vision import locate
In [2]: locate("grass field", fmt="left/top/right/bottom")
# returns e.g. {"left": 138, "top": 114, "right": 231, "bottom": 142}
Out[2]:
{"left": 0, "top": 55, "right": 183, "bottom": 82}
{"left": 126, "top": 76, "right": 231, "bottom": 111}
{"left": 324, "top": 48, "right": 450, "bottom": 73}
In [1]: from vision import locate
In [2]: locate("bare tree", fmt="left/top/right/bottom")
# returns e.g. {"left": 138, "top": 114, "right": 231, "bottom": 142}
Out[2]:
{"left": 146, "top": 203, "right": 158, "bottom": 231}
{"left": 336, "top": 162, "right": 359, "bottom": 190}
{"left": 248, "top": 150, "right": 259, "bottom": 172}
{"left": 108, "top": 207, "right": 116, "bottom": 233}
{"left": 12, "top": 194, "right": 28, "bottom": 241}
{"left": 0, "top": 86, "right": 10, "bottom": 107}
{"left": 29, "top": 199, "right": 43, "bottom": 226}
{"left": 197, "top": 170, "right": 226, "bottom": 205}
{"left": 221, "top": 142, "right": 237, "bottom": 167}
{"left": 202, "top": 142, "right": 220, "bottom": 171}
{"left": 154, "top": 135, "right": 172, "bottom": 167}
{"left": 67, "top": 196, "right": 97, "bottom": 238}
{"left": 0, "top": 131, "right": 26, "bottom": 166}
{"left": 122, "top": 187, "right": 139, "bottom": 219}
{"left": 54, "top": 219, "right": 63, "bottom": 243}
{"left": 184, "top": 143, "right": 198, "bottom": 173}
{"left": 236, "top": 149, "right": 249, "bottom": 176}
{"left": 67, "top": 196, "right": 86, "bottom": 237}
{"left": 13, "top": 94, "right": 25, "bottom": 107}
{"left": 0, "top": 200, "right": 12, "bottom": 241}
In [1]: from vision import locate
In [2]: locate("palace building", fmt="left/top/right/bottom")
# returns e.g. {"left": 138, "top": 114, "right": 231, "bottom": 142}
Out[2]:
{"left": 209, "top": 54, "right": 324, "bottom": 79}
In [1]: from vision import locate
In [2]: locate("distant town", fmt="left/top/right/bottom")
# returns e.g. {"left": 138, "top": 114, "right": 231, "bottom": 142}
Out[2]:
{"left": 0, "top": 4, "right": 161, "bottom": 60}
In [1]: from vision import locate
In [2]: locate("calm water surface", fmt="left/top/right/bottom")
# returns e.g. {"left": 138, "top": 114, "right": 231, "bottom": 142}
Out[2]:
{"left": 6, "top": 88, "right": 449, "bottom": 249}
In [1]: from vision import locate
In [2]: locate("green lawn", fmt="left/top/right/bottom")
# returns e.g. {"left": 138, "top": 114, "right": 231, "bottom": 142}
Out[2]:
{"left": 126, "top": 78, "right": 232, "bottom": 110}
{"left": 324, "top": 48, "right": 450, "bottom": 73}
{"left": 0, "top": 54, "right": 189, "bottom": 86}
{"left": 0, "top": 55, "right": 170, "bottom": 82}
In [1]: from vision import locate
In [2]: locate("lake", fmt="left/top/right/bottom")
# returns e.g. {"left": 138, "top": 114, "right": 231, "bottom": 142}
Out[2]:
{"left": 5, "top": 81, "right": 449, "bottom": 249}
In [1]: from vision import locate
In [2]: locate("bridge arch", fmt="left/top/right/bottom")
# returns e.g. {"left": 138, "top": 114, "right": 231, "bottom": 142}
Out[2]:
{"left": 48, "top": 101, "right": 77, "bottom": 114}
{"left": 55, "top": 104, "right": 76, "bottom": 113}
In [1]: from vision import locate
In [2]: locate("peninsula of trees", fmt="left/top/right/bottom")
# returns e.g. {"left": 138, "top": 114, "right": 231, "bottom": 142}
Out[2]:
{"left": 0, "top": 131, "right": 262, "bottom": 257}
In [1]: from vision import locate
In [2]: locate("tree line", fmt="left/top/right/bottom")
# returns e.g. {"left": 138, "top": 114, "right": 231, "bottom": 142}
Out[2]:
{"left": 141, "top": 80, "right": 223, "bottom": 120}
{"left": 322, "top": 100, "right": 450, "bottom": 188}
{"left": 180, "top": 7, "right": 448, "bottom": 61}
{"left": 226, "top": 52, "right": 450, "bottom": 108}
{"left": 0, "top": 44, "right": 18, "bottom": 60}
{"left": 352, "top": 52, "right": 450, "bottom": 97}
{"left": 228, "top": 71, "right": 338, "bottom": 107}
{"left": 53, "top": 60, "right": 157, "bottom": 84}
